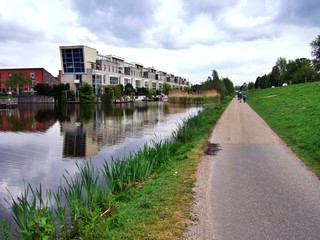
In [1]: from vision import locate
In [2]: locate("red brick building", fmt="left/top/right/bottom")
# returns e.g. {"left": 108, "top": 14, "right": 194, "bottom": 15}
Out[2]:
{"left": 0, "top": 68, "right": 59, "bottom": 93}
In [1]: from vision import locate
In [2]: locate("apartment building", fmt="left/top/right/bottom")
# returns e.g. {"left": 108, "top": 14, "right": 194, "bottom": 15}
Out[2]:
{"left": 0, "top": 68, "right": 59, "bottom": 93}
{"left": 59, "top": 45, "right": 189, "bottom": 95}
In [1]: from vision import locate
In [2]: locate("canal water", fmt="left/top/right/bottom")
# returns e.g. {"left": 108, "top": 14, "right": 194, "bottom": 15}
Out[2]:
{"left": 0, "top": 102, "right": 201, "bottom": 222}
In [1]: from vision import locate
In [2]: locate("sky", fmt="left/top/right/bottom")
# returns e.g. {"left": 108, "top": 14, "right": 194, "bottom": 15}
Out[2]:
{"left": 1, "top": 0, "right": 320, "bottom": 86}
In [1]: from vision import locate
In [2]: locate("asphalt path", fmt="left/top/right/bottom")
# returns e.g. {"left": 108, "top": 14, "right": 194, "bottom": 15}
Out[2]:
{"left": 186, "top": 98, "right": 320, "bottom": 240}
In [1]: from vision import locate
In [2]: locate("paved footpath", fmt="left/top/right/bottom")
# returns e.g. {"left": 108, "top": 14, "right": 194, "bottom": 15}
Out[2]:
{"left": 186, "top": 98, "right": 320, "bottom": 240}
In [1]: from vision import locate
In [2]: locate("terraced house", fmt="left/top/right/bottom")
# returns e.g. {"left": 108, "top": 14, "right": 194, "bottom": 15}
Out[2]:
{"left": 59, "top": 45, "right": 189, "bottom": 95}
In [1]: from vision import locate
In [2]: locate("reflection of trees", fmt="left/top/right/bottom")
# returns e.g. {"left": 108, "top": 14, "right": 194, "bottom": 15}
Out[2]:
{"left": 79, "top": 104, "right": 95, "bottom": 123}
{"left": 0, "top": 104, "right": 56, "bottom": 132}
{"left": 7, "top": 115, "right": 33, "bottom": 131}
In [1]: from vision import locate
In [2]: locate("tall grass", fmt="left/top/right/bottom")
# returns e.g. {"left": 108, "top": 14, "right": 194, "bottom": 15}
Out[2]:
{"left": 1, "top": 97, "right": 232, "bottom": 239}
{"left": 168, "top": 95, "right": 218, "bottom": 104}
{"left": 103, "top": 140, "right": 173, "bottom": 193}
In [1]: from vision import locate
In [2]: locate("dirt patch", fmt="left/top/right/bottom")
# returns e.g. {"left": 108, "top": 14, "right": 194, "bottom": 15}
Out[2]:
{"left": 204, "top": 143, "right": 220, "bottom": 155}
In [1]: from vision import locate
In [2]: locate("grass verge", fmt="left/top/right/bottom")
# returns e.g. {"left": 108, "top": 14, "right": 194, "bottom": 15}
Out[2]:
{"left": 247, "top": 82, "right": 320, "bottom": 175}
{"left": 75, "top": 97, "right": 232, "bottom": 239}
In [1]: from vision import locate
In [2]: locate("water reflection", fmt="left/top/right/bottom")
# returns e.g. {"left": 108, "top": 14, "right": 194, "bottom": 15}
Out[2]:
{"left": 0, "top": 102, "right": 201, "bottom": 221}
{"left": 0, "top": 104, "right": 56, "bottom": 132}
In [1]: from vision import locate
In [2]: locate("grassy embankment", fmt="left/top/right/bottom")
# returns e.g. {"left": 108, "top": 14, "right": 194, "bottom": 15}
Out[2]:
{"left": 0, "top": 97, "right": 232, "bottom": 240}
{"left": 247, "top": 82, "right": 320, "bottom": 175}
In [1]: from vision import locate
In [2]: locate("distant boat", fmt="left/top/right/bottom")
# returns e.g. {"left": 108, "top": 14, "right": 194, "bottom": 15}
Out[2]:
{"left": 153, "top": 94, "right": 168, "bottom": 102}
{"left": 134, "top": 95, "right": 147, "bottom": 101}
{"left": 113, "top": 97, "right": 133, "bottom": 104}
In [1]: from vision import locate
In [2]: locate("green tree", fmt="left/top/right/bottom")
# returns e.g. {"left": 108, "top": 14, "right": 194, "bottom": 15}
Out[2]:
{"left": 136, "top": 87, "right": 149, "bottom": 96}
{"left": 276, "top": 57, "right": 287, "bottom": 84}
{"left": 34, "top": 83, "right": 52, "bottom": 95}
{"left": 222, "top": 77, "right": 234, "bottom": 95}
{"left": 51, "top": 83, "right": 70, "bottom": 102}
{"left": 78, "top": 82, "right": 95, "bottom": 103}
{"left": 270, "top": 65, "right": 281, "bottom": 86}
{"left": 310, "top": 34, "right": 320, "bottom": 71}
{"left": 6, "top": 72, "right": 31, "bottom": 95}
{"left": 284, "top": 58, "right": 315, "bottom": 84}
{"left": 162, "top": 82, "right": 171, "bottom": 95}
{"left": 248, "top": 81, "right": 255, "bottom": 90}
{"left": 255, "top": 74, "right": 270, "bottom": 88}
{"left": 125, "top": 83, "right": 135, "bottom": 95}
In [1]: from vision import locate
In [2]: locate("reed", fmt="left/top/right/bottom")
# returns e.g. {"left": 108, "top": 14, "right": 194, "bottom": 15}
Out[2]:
{"left": 6, "top": 184, "right": 56, "bottom": 239}
{"left": 103, "top": 139, "right": 173, "bottom": 194}
{"left": 168, "top": 95, "right": 218, "bottom": 104}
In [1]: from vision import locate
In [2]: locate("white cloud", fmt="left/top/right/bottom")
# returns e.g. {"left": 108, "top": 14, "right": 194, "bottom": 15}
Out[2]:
{"left": 0, "top": 0, "right": 320, "bottom": 86}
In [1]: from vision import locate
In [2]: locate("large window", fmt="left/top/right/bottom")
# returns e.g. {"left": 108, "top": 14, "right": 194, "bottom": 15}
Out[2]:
{"left": 92, "top": 75, "right": 102, "bottom": 95}
{"left": 124, "top": 78, "right": 131, "bottom": 85}
{"left": 62, "top": 48, "right": 85, "bottom": 74}
{"left": 152, "top": 82, "right": 157, "bottom": 89}
{"left": 135, "top": 79, "right": 141, "bottom": 88}
{"left": 110, "top": 76, "right": 119, "bottom": 85}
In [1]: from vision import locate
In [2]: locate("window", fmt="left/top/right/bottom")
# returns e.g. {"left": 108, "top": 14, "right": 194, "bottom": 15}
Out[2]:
{"left": 62, "top": 48, "right": 84, "bottom": 73}
{"left": 110, "top": 76, "right": 119, "bottom": 85}
{"left": 135, "top": 79, "right": 141, "bottom": 88}
{"left": 124, "top": 78, "right": 131, "bottom": 85}
{"left": 92, "top": 74, "right": 102, "bottom": 95}
{"left": 152, "top": 82, "right": 157, "bottom": 89}
{"left": 76, "top": 75, "right": 82, "bottom": 84}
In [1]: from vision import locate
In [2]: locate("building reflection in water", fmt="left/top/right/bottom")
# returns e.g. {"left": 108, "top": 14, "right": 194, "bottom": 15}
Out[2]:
{"left": 63, "top": 123, "right": 86, "bottom": 158}
{"left": 60, "top": 102, "right": 193, "bottom": 159}
{"left": 0, "top": 104, "right": 56, "bottom": 132}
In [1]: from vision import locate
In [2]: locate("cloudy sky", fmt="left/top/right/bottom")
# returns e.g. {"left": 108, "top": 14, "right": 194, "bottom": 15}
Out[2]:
{"left": 1, "top": 0, "right": 320, "bottom": 86}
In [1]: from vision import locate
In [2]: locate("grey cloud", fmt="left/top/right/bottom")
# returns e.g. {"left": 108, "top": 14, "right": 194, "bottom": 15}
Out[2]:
{"left": 0, "top": 20, "right": 42, "bottom": 44}
{"left": 277, "top": 0, "right": 320, "bottom": 26}
{"left": 182, "top": 0, "right": 239, "bottom": 20}
{"left": 69, "top": 0, "right": 158, "bottom": 47}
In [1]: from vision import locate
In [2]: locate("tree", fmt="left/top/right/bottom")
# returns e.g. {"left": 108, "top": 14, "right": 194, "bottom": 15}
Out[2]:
{"left": 222, "top": 77, "right": 234, "bottom": 95}
{"left": 255, "top": 74, "right": 270, "bottom": 89}
{"left": 125, "top": 83, "right": 135, "bottom": 95}
{"left": 284, "top": 58, "right": 315, "bottom": 84}
{"left": 34, "top": 83, "right": 52, "bottom": 95}
{"left": 51, "top": 83, "right": 70, "bottom": 102}
{"left": 162, "top": 82, "right": 171, "bottom": 95}
{"left": 136, "top": 87, "right": 149, "bottom": 96}
{"left": 6, "top": 72, "right": 31, "bottom": 95}
{"left": 78, "top": 82, "right": 94, "bottom": 103}
{"left": 270, "top": 65, "right": 281, "bottom": 86}
{"left": 248, "top": 81, "right": 255, "bottom": 90}
{"left": 310, "top": 35, "right": 320, "bottom": 71}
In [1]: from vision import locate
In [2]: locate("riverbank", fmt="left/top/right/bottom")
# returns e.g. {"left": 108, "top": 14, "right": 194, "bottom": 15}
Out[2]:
{"left": 0, "top": 97, "right": 232, "bottom": 239}
{"left": 80, "top": 97, "right": 231, "bottom": 239}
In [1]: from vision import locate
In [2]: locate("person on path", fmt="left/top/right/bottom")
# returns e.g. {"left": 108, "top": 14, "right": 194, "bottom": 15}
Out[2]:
{"left": 242, "top": 93, "right": 247, "bottom": 103}
{"left": 238, "top": 91, "right": 243, "bottom": 103}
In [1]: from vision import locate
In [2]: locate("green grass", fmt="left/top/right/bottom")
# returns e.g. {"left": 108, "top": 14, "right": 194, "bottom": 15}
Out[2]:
{"left": 247, "top": 82, "right": 320, "bottom": 175}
